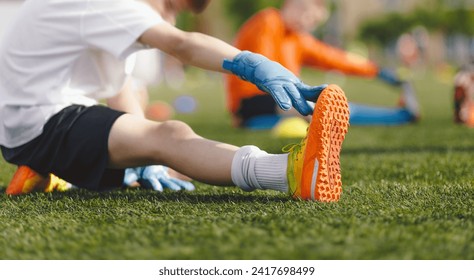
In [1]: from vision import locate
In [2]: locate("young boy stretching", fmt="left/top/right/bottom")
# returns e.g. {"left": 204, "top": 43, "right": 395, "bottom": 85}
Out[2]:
{"left": 0, "top": 0, "right": 349, "bottom": 202}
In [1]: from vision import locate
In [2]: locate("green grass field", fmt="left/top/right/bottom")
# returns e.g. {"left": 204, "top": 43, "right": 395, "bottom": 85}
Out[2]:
{"left": 1, "top": 68, "right": 473, "bottom": 260}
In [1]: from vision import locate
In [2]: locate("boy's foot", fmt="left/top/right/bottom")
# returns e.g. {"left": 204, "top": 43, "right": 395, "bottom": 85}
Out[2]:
{"left": 6, "top": 165, "right": 72, "bottom": 195}
{"left": 286, "top": 84, "right": 350, "bottom": 202}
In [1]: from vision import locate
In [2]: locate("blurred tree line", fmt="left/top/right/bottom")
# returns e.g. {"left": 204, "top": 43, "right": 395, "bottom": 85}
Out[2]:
{"left": 174, "top": 0, "right": 473, "bottom": 65}
{"left": 177, "top": 0, "right": 283, "bottom": 33}
{"left": 177, "top": 0, "right": 472, "bottom": 43}
{"left": 223, "top": 0, "right": 282, "bottom": 28}
{"left": 358, "top": 1, "right": 474, "bottom": 46}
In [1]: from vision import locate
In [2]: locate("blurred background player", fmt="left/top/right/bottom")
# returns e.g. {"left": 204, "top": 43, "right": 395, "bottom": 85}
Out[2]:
{"left": 453, "top": 59, "right": 474, "bottom": 126}
{"left": 225, "top": 0, "right": 419, "bottom": 131}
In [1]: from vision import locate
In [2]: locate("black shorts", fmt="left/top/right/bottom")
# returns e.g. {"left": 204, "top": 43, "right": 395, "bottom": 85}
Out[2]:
{"left": 1, "top": 105, "right": 125, "bottom": 191}
{"left": 236, "top": 94, "right": 277, "bottom": 126}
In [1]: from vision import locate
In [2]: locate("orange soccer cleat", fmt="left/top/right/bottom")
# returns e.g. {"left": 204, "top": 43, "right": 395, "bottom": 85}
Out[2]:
{"left": 6, "top": 165, "right": 72, "bottom": 195}
{"left": 286, "top": 84, "right": 350, "bottom": 202}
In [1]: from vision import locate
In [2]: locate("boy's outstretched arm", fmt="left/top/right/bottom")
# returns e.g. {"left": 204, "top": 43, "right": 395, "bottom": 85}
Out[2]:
{"left": 139, "top": 22, "right": 240, "bottom": 73}
{"left": 139, "top": 23, "right": 326, "bottom": 115}
{"left": 299, "top": 34, "right": 403, "bottom": 86}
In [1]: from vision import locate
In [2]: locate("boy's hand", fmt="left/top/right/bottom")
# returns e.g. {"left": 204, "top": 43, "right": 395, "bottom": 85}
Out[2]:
{"left": 223, "top": 51, "right": 327, "bottom": 116}
{"left": 124, "top": 166, "right": 195, "bottom": 192}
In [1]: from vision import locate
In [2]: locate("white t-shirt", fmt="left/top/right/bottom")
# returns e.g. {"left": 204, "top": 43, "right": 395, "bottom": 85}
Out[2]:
{"left": 0, "top": 0, "right": 163, "bottom": 148}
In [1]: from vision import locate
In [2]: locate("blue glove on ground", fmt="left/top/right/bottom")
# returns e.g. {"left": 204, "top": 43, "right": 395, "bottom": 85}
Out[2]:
{"left": 223, "top": 51, "right": 327, "bottom": 116}
{"left": 378, "top": 68, "right": 403, "bottom": 86}
{"left": 124, "top": 165, "right": 195, "bottom": 192}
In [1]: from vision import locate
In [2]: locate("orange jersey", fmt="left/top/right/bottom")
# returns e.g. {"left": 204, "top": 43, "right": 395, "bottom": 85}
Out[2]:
{"left": 226, "top": 8, "right": 379, "bottom": 113}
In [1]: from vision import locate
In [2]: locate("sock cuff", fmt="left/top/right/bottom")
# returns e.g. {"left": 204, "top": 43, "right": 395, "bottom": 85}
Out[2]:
{"left": 231, "top": 145, "right": 261, "bottom": 191}
{"left": 255, "top": 154, "right": 289, "bottom": 193}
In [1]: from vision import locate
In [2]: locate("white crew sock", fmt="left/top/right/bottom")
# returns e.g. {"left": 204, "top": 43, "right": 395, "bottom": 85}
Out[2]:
{"left": 231, "top": 145, "right": 289, "bottom": 193}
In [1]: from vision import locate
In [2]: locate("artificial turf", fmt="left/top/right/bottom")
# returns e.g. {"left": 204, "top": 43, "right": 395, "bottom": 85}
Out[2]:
{"left": 1, "top": 69, "right": 473, "bottom": 260}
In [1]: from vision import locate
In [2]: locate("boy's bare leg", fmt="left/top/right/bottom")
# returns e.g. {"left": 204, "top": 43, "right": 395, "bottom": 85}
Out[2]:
{"left": 108, "top": 114, "right": 238, "bottom": 185}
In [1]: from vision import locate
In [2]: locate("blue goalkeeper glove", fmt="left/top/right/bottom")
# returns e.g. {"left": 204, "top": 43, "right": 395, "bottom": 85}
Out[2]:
{"left": 223, "top": 51, "right": 327, "bottom": 116}
{"left": 378, "top": 68, "right": 403, "bottom": 86}
{"left": 124, "top": 165, "right": 195, "bottom": 192}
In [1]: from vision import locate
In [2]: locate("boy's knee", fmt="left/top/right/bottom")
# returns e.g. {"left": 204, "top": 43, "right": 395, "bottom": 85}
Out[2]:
{"left": 157, "top": 120, "right": 196, "bottom": 140}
